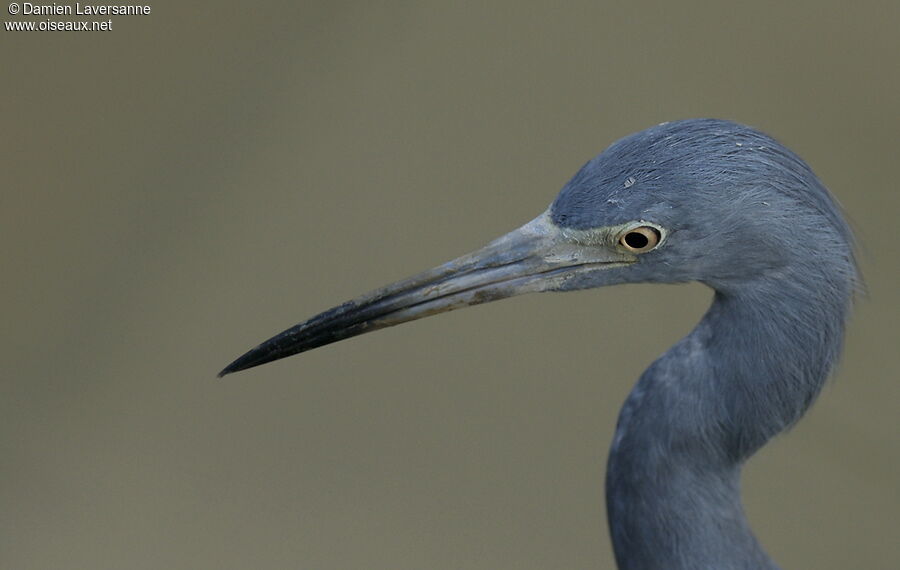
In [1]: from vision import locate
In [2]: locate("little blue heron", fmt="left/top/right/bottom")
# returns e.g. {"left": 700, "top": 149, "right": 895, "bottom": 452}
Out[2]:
{"left": 221, "top": 119, "right": 857, "bottom": 569}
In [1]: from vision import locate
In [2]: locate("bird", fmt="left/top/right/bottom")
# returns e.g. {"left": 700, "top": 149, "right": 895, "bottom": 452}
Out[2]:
{"left": 220, "top": 119, "right": 858, "bottom": 569}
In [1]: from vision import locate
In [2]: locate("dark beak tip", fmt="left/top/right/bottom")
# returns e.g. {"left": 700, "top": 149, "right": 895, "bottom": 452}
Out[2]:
{"left": 217, "top": 361, "right": 241, "bottom": 378}
{"left": 217, "top": 350, "right": 264, "bottom": 378}
{"left": 219, "top": 335, "right": 298, "bottom": 378}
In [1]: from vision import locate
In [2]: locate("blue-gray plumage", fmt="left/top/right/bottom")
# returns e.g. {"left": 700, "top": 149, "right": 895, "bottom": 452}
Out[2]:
{"left": 221, "top": 119, "right": 858, "bottom": 569}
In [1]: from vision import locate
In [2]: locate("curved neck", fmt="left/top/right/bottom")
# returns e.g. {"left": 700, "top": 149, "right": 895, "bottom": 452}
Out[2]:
{"left": 606, "top": 275, "right": 850, "bottom": 569}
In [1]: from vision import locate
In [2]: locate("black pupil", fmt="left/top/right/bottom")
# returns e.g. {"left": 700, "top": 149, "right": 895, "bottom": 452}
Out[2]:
{"left": 624, "top": 231, "right": 649, "bottom": 249}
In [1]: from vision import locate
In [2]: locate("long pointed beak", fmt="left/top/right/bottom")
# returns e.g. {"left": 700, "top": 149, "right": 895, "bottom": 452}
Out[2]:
{"left": 219, "top": 212, "right": 632, "bottom": 376}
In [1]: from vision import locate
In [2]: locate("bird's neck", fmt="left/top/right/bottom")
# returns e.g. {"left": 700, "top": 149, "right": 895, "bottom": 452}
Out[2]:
{"left": 606, "top": 277, "right": 850, "bottom": 570}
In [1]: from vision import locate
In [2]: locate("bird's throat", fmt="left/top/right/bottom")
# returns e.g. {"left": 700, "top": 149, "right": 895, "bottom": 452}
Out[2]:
{"left": 605, "top": 282, "right": 848, "bottom": 569}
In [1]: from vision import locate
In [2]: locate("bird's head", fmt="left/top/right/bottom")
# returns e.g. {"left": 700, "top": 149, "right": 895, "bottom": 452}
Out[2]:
{"left": 220, "top": 119, "right": 857, "bottom": 376}
{"left": 547, "top": 119, "right": 856, "bottom": 292}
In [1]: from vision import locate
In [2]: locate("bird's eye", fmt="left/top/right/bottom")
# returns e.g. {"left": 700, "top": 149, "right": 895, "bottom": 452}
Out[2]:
{"left": 618, "top": 226, "right": 661, "bottom": 253}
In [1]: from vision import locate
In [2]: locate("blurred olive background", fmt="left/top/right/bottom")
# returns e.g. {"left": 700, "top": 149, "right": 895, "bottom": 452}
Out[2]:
{"left": 2, "top": 2, "right": 898, "bottom": 569}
